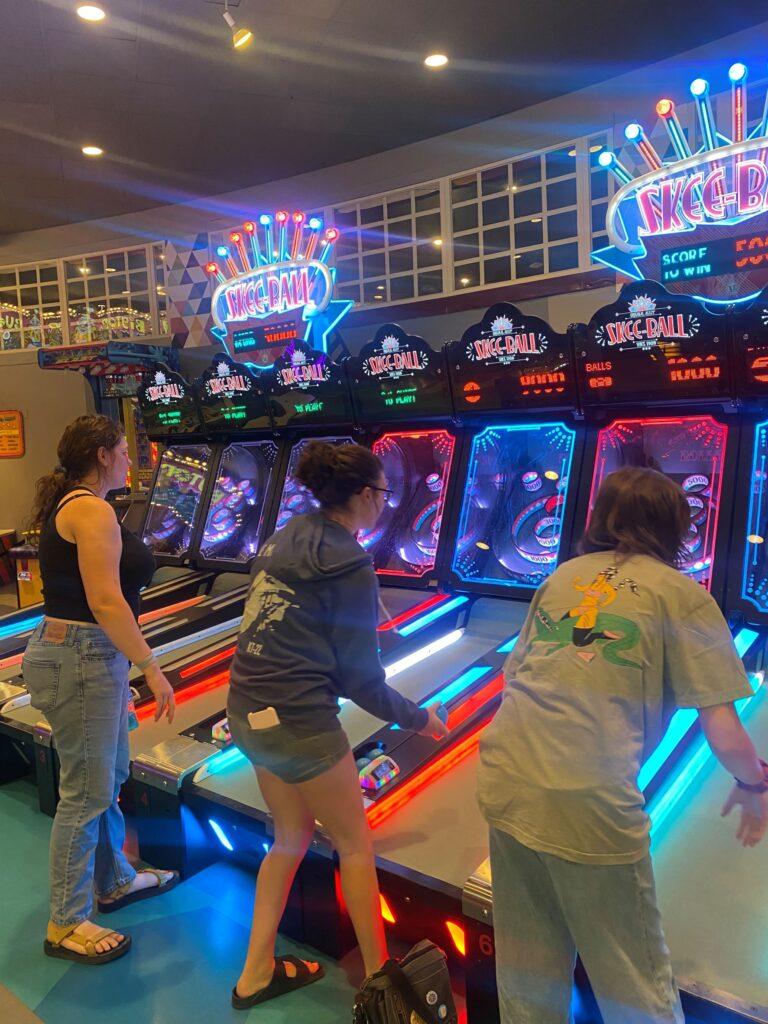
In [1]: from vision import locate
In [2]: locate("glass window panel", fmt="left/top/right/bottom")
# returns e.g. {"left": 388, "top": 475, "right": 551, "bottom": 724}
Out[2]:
{"left": 336, "top": 258, "right": 359, "bottom": 286}
{"left": 511, "top": 155, "right": 541, "bottom": 188}
{"left": 334, "top": 207, "right": 357, "bottom": 230}
{"left": 516, "top": 249, "right": 545, "bottom": 278}
{"left": 484, "top": 255, "right": 511, "bottom": 285}
{"left": 1, "top": 331, "right": 21, "bottom": 350}
{"left": 19, "top": 287, "right": 38, "bottom": 306}
{"left": 388, "top": 247, "right": 414, "bottom": 274}
{"left": 592, "top": 234, "right": 609, "bottom": 251}
{"left": 415, "top": 187, "right": 439, "bottom": 213}
{"left": 69, "top": 303, "right": 92, "bottom": 342}
{"left": 417, "top": 269, "right": 443, "bottom": 295}
{"left": 87, "top": 277, "right": 107, "bottom": 300}
{"left": 105, "top": 252, "right": 126, "bottom": 274}
{"left": 548, "top": 210, "right": 578, "bottom": 242}
{"left": 130, "top": 271, "right": 148, "bottom": 293}
{"left": 130, "top": 294, "right": 151, "bottom": 315}
{"left": 455, "top": 263, "right": 479, "bottom": 289}
{"left": 39, "top": 265, "right": 58, "bottom": 283}
{"left": 338, "top": 283, "right": 361, "bottom": 304}
{"left": 547, "top": 178, "right": 577, "bottom": 210}
{"left": 18, "top": 269, "right": 37, "bottom": 286}
{"left": 108, "top": 273, "right": 129, "bottom": 296}
{"left": 142, "top": 445, "right": 212, "bottom": 558}
{"left": 127, "top": 250, "right": 147, "bottom": 271}
{"left": 0, "top": 272, "right": 16, "bottom": 288}
{"left": 452, "top": 174, "right": 477, "bottom": 204}
{"left": 360, "top": 203, "right": 384, "bottom": 226}
{"left": 592, "top": 202, "right": 608, "bottom": 235}
{"left": 40, "top": 284, "right": 59, "bottom": 304}
{"left": 387, "top": 196, "right": 411, "bottom": 219}
{"left": 591, "top": 170, "right": 608, "bottom": 200}
{"left": 482, "top": 164, "right": 509, "bottom": 196}
{"left": 515, "top": 219, "right": 544, "bottom": 248}
{"left": 362, "top": 252, "right": 387, "bottom": 278}
{"left": 453, "top": 204, "right": 478, "bottom": 233}
{"left": 482, "top": 195, "right": 509, "bottom": 226}
{"left": 390, "top": 275, "right": 415, "bottom": 301}
{"left": 416, "top": 242, "right": 441, "bottom": 270}
{"left": 364, "top": 280, "right": 388, "bottom": 303}
{"left": 454, "top": 233, "right": 480, "bottom": 261}
{"left": 483, "top": 225, "right": 510, "bottom": 256}
{"left": 361, "top": 227, "right": 385, "bottom": 252}
{"left": 415, "top": 212, "right": 441, "bottom": 244}
{"left": 546, "top": 145, "right": 576, "bottom": 179}
{"left": 66, "top": 279, "right": 87, "bottom": 301}
{"left": 387, "top": 218, "right": 413, "bottom": 245}
{"left": 589, "top": 139, "right": 609, "bottom": 168}
{"left": 44, "top": 320, "right": 64, "bottom": 346}
{"left": 514, "top": 188, "right": 543, "bottom": 218}
{"left": 66, "top": 260, "right": 88, "bottom": 280}
{"left": 548, "top": 242, "right": 579, "bottom": 273}
{"left": 334, "top": 230, "right": 358, "bottom": 258}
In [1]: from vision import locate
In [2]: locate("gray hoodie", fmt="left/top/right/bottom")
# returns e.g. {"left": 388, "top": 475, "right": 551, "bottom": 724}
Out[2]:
{"left": 228, "top": 512, "right": 429, "bottom": 734}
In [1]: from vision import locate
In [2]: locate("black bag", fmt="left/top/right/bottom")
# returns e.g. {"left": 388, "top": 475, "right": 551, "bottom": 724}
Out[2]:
{"left": 352, "top": 940, "right": 457, "bottom": 1024}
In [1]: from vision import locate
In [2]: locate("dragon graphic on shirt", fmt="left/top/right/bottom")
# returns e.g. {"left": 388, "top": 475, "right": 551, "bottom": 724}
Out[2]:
{"left": 240, "top": 571, "right": 299, "bottom": 641}
{"left": 532, "top": 566, "right": 642, "bottom": 668}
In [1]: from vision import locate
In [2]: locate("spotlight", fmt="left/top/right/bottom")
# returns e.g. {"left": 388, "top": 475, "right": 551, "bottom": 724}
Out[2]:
{"left": 76, "top": 5, "right": 105, "bottom": 21}
{"left": 425, "top": 53, "right": 448, "bottom": 68}
{"left": 223, "top": 1, "right": 253, "bottom": 50}
{"left": 81, "top": 145, "right": 103, "bottom": 157}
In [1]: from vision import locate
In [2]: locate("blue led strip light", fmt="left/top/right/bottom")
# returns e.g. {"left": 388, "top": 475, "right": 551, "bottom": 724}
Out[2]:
{"left": 208, "top": 818, "right": 234, "bottom": 851}
{"left": 0, "top": 615, "right": 42, "bottom": 640}
{"left": 497, "top": 634, "right": 519, "bottom": 654}
{"left": 204, "top": 746, "right": 246, "bottom": 775}
{"left": 391, "top": 665, "right": 494, "bottom": 731}
{"left": 397, "top": 595, "right": 469, "bottom": 637}
{"left": 733, "top": 626, "right": 760, "bottom": 658}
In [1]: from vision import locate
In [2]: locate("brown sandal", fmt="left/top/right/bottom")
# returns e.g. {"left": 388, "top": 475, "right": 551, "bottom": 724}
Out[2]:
{"left": 98, "top": 868, "right": 179, "bottom": 914}
{"left": 44, "top": 921, "right": 131, "bottom": 965}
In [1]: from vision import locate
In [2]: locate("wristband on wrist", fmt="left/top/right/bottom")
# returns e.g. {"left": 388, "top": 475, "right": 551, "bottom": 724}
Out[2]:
{"left": 735, "top": 759, "right": 768, "bottom": 793}
{"left": 135, "top": 653, "right": 157, "bottom": 673}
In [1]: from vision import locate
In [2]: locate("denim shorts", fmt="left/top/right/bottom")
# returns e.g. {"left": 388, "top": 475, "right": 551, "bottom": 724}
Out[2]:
{"left": 227, "top": 707, "right": 350, "bottom": 784}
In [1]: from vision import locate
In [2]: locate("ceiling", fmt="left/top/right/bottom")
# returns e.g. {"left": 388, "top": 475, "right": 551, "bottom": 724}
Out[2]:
{"left": 1, "top": 0, "right": 767, "bottom": 238}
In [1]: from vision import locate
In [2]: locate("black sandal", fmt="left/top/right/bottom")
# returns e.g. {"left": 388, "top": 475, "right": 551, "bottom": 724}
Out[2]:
{"left": 231, "top": 955, "right": 325, "bottom": 1010}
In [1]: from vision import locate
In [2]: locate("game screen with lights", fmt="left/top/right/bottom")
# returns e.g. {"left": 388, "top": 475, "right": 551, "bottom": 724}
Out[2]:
{"left": 346, "top": 324, "right": 452, "bottom": 423}
{"left": 575, "top": 280, "right": 729, "bottom": 406}
{"left": 269, "top": 341, "right": 353, "bottom": 428}
{"left": 729, "top": 286, "right": 768, "bottom": 399}
{"left": 448, "top": 302, "right": 577, "bottom": 413}
{"left": 588, "top": 416, "right": 726, "bottom": 589}
{"left": 274, "top": 436, "right": 354, "bottom": 531}
{"left": 739, "top": 420, "right": 768, "bottom": 614}
{"left": 198, "top": 442, "right": 281, "bottom": 565}
{"left": 451, "top": 423, "right": 576, "bottom": 592}
{"left": 358, "top": 430, "right": 456, "bottom": 578}
{"left": 195, "top": 356, "right": 271, "bottom": 433}
{"left": 137, "top": 367, "right": 203, "bottom": 440}
{"left": 142, "top": 445, "right": 212, "bottom": 558}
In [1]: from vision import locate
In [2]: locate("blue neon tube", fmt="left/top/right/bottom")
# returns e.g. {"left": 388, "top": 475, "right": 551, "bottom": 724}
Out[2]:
{"left": 0, "top": 615, "right": 42, "bottom": 640}
{"left": 733, "top": 626, "right": 760, "bottom": 659}
{"left": 397, "top": 595, "right": 469, "bottom": 637}
{"left": 497, "top": 634, "right": 519, "bottom": 654}
{"left": 208, "top": 818, "right": 234, "bottom": 851}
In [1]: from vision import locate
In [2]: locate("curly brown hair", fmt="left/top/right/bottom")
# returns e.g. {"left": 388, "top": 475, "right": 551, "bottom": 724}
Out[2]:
{"left": 295, "top": 440, "right": 383, "bottom": 509}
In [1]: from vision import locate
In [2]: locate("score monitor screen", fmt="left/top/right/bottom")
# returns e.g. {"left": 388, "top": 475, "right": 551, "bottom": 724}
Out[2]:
{"left": 195, "top": 355, "right": 271, "bottom": 433}
{"left": 269, "top": 340, "right": 353, "bottom": 428}
{"left": 576, "top": 280, "right": 729, "bottom": 406}
{"left": 449, "top": 302, "right": 577, "bottom": 413}
{"left": 274, "top": 436, "right": 354, "bottom": 532}
{"left": 588, "top": 416, "right": 727, "bottom": 589}
{"left": 357, "top": 430, "right": 456, "bottom": 578}
{"left": 137, "top": 367, "right": 203, "bottom": 439}
{"left": 197, "top": 441, "right": 280, "bottom": 565}
{"left": 141, "top": 445, "right": 211, "bottom": 558}
{"left": 451, "top": 423, "right": 576, "bottom": 592}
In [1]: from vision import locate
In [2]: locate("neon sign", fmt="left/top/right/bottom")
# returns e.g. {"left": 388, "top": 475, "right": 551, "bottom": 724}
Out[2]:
{"left": 593, "top": 63, "right": 768, "bottom": 303}
{"left": 205, "top": 213, "right": 352, "bottom": 370}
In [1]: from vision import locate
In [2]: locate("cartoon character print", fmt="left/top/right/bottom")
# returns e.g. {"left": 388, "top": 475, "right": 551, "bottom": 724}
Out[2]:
{"left": 532, "top": 565, "right": 642, "bottom": 667}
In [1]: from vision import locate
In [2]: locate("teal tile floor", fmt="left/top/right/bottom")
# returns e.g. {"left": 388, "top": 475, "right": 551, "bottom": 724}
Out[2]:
{"left": 0, "top": 777, "right": 436, "bottom": 1024}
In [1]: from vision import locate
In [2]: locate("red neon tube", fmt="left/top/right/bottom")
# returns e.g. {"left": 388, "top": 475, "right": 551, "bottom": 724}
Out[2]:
{"left": 446, "top": 673, "right": 503, "bottom": 730}
{"left": 179, "top": 644, "right": 238, "bottom": 679}
{"left": 377, "top": 593, "right": 448, "bottom": 632}
{"left": 137, "top": 595, "right": 204, "bottom": 626}
{"left": 136, "top": 668, "right": 230, "bottom": 722}
{"left": 366, "top": 716, "right": 492, "bottom": 829}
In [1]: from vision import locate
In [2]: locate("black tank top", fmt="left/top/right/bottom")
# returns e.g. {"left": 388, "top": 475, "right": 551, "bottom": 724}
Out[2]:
{"left": 39, "top": 489, "right": 155, "bottom": 622}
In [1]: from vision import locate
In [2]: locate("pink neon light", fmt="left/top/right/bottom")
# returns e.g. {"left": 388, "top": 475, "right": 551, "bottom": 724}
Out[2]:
{"left": 377, "top": 593, "right": 449, "bottom": 632}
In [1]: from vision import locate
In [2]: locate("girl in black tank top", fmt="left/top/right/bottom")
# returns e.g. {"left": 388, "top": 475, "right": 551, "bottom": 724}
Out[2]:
{"left": 23, "top": 415, "right": 178, "bottom": 965}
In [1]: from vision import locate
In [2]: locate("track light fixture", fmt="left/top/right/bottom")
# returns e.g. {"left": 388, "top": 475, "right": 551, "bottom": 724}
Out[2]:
{"left": 223, "top": 0, "right": 253, "bottom": 50}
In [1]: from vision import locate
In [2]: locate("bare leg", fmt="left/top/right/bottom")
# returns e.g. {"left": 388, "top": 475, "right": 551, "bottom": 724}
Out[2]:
{"left": 297, "top": 752, "right": 388, "bottom": 976}
{"left": 236, "top": 766, "right": 320, "bottom": 998}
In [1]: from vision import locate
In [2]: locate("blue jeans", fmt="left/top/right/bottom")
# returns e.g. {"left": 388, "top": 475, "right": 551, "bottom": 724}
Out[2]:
{"left": 489, "top": 827, "right": 685, "bottom": 1024}
{"left": 23, "top": 620, "right": 137, "bottom": 926}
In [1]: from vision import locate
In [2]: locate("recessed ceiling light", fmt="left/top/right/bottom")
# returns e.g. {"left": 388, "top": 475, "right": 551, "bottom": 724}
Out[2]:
{"left": 76, "top": 4, "right": 106, "bottom": 21}
{"left": 81, "top": 145, "right": 103, "bottom": 157}
{"left": 531, "top": 217, "right": 542, "bottom": 223}
{"left": 590, "top": 144, "right": 604, "bottom": 153}
{"left": 432, "top": 237, "right": 443, "bottom": 247}
{"left": 374, "top": 295, "right": 383, "bottom": 300}
{"left": 424, "top": 53, "right": 448, "bottom": 68}
{"left": 568, "top": 148, "right": 577, "bottom": 157}
{"left": 460, "top": 277, "right": 470, "bottom": 285}
{"left": 78, "top": 266, "right": 90, "bottom": 274}
{"left": 106, "top": 266, "right": 117, "bottom": 273}
{"left": 376, "top": 284, "right": 385, "bottom": 290}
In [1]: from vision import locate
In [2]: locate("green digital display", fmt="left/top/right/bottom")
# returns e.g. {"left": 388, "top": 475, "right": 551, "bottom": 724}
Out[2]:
{"left": 383, "top": 386, "right": 417, "bottom": 407}
{"left": 295, "top": 400, "right": 325, "bottom": 415}
{"left": 223, "top": 405, "right": 248, "bottom": 421}
{"left": 157, "top": 410, "right": 182, "bottom": 425}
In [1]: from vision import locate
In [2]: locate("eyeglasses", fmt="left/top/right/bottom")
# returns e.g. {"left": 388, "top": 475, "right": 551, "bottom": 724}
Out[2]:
{"left": 368, "top": 485, "right": 393, "bottom": 500}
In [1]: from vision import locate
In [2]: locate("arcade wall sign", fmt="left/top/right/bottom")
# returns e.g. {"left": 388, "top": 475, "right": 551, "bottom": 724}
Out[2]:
{"left": 594, "top": 62, "right": 768, "bottom": 303}
{"left": 205, "top": 212, "right": 352, "bottom": 370}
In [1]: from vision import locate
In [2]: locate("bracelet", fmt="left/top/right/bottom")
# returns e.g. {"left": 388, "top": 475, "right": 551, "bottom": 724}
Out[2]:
{"left": 135, "top": 654, "right": 157, "bottom": 673}
{"left": 735, "top": 759, "right": 768, "bottom": 793}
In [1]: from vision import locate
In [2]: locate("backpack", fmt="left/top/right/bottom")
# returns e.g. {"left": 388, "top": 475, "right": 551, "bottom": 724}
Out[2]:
{"left": 352, "top": 940, "right": 458, "bottom": 1024}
